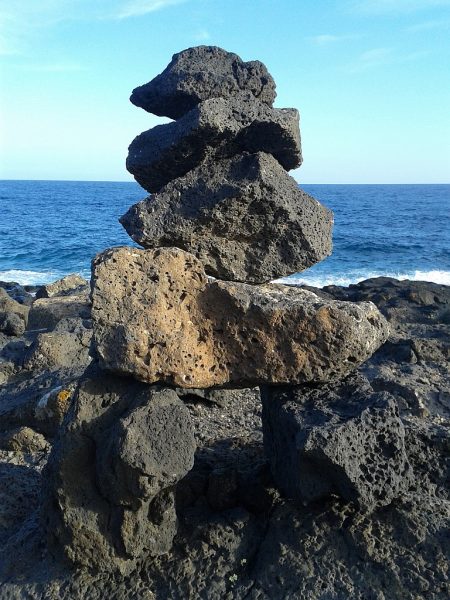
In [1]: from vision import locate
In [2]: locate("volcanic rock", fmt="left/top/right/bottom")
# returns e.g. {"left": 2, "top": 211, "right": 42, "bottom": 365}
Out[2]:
{"left": 121, "top": 152, "right": 332, "bottom": 283}
{"left": 91, "top": 246, "right": 389, "bottom": 388}
{"left": 43, "top": 371, "right": 196, "bottom": 573}
{"left": 27, "top": 293, "right": 91, "bottom": 332}
{"left": 0, "top": 313, "right": 25, "bottom": 337}
{"left": 23, "top": 327, "right": 91, "bottom": 372}
{"left": 0, "top": 288, "right": 29, "bottom": 330}
{"left": 130, "top": 46, "right": 276, "bottom": 119}
{"left": 35, "top": 274, "right": 88, "bottom": 299}
{"left": 262, "top": 373, "right": 413, "bottom": 511}
{"left": 126, "top": 95, "right": 301, "bottom": 192}
{"left": 0, "top": 426, "right": 49, "bottom": 454}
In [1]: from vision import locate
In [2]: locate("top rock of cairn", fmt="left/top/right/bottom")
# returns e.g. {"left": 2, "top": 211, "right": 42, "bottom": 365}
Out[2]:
{"left": 130, "top": 46, "right": 277, "bottom": 119}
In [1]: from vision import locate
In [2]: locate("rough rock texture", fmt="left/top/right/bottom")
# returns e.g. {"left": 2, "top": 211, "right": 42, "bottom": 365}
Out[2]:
{"left": 0, "top": 306, "right": 449, "bottom": 600}
{"left": 23, "top": 320, "right": 92, "bottom": 372}
{"left": 0, "top": 426, "right": 49, "bottom": 453}
{"left": 35, "top": 274, "right": 88, "bottom": 299}
{"left": 43, "top": 370, "right": 196, "bottom": 573}
{"left": 262, "top": 373, "right": 413, "bottom": 511}
{"left": 130, "top": 46, "right": 276, "bottom": 119}
{"left": 121, "top": 152, "right": 332, "bottom": 283}
{"left": 91, "top": 246, "right": 389, "bottom": 387}
{"left": 0, "top": 312, "right": 25, "bottom": 336}
{"left": 0, "top": 288, "right": 29, "bottom": 332}
{"left": 0, "top": 281, "right": 36, "bottom": 306}
{"left": 127, "top": 95, "right": 301, "bottom": 192}
{"left": 27, "top": 293, "right": 91, "bottom": 331}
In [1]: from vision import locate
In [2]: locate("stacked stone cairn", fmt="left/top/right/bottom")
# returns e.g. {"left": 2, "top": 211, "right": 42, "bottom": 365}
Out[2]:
{"left": 43, "top": 47, "right": 397, "bottom": 574}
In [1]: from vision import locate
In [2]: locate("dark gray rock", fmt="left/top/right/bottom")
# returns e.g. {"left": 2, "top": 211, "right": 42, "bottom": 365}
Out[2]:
{"left": 261, "top": 373, "right": 413, "bottom": 511}
{"left": 323, "top": 276, "right": 450, "bottom": 327}
{"left": 121, "top": 152, "right": 333, "bottom": 283}
{"left": 0, "top": 288, "right": 29, "bottom": 327}
{"left": 42, "top": 371, "right": 196, "bottom": 573}
{"left": 23, "top": 323, "right": 92, "bottom": 373}
{"left": 0, "top": 312, "right": 25, "bottom": 336}
{"left": 127, "top": 95, "right": 301, "bottom": 192}
{"left": 0, "top": 281, "right": 34, "bottom": 306}
{"left": 0, "top": 370, "right": 87, "bottom": 437}
{"left": 130, "top": 46, "right": 276, "bottom": 119}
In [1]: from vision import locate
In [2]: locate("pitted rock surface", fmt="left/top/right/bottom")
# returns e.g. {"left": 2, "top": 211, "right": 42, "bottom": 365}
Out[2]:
{"left": 130, "top": 46, "right": 276, "bottom": 119}
{"left": 121, "top": 152, "right": 332, "bottom": 283}
{"left": 262, "top": 373, "right": 413, "bottom": 511}
{"left": 127, "top": 95, "right": 301, "bottom": 192}
{"left": 91, "top": 246, "right": 389, "bottom": 388}
{"left": 42, "top": 371, "right": 196, "bottom": 573}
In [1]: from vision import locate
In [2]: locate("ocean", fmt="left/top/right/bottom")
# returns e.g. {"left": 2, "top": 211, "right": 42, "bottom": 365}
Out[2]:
{"left": 0, "top": 181, "right": 449, "bottom": 288}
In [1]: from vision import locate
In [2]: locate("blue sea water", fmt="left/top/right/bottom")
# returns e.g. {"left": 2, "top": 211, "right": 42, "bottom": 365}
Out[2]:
{"left": 0, "top": 180, "right": 449, "bottom": 287}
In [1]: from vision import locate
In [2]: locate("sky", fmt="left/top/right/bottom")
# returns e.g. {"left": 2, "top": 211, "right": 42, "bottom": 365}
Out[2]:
{"left": 0, "top": 0, "right": 449, "bottom": 183}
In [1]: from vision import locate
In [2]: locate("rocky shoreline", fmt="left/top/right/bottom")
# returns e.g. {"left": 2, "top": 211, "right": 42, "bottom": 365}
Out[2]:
{"left": 1, "top": 46, "right": 448, "bottom": 599}
{"left": 0, "top": 274, "right": 448, "bottom": 599}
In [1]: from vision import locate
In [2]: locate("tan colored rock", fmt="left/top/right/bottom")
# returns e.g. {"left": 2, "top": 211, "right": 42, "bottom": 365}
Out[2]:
{"left": 0, "top": 426, "right": 49, "bottom": 453}
{"left": 92, "top": 247, "right": 389, "bottom": 388}
{"left": 35, "top": 274, "right": 88, "bottom": 299}
{"left": 27, "top": 294, "right": 91, "bottom": 331}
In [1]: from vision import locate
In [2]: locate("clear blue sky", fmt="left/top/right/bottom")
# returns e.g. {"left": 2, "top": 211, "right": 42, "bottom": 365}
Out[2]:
{"left": 0, "top": 0, "right": 449, "bottom": 183}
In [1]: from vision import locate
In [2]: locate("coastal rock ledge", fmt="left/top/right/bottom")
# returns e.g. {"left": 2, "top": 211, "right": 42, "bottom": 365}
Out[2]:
{"left": 91, "top": 246, "right": 389, "bottom": 387}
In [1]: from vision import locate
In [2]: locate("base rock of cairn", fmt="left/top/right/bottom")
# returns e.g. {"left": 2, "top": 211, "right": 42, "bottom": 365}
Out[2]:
{"left": 43, "top": 369, "right": 196, "bottom": 573}
{"left": 42, "top": 46, "right": 401, "bottom": 574}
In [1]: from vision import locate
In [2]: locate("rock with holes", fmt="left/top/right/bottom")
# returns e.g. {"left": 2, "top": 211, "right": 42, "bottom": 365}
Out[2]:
{"left": 42, "top": 369, "right": 196, "bottom": 573}
{"left": 91, "top": 246, "right": 389, "bottom": 388}
{"left": 130, "top": 46, "right": 276, "bottom": 119}
{"left": 126, "top": 95, "right": 301, "bottom": 192}
{"left": 261, "top": 373, "right": 413, "bottom": 511}
{"left": 121, "top": 152, "right": 331, "bottom": 283}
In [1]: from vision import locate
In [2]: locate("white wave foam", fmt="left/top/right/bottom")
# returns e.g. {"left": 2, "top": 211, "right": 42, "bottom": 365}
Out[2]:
{"left": 275, "top": 269, "right": 450, "bottom": 288}
{"left": 0, "top": 269, "right": 89, "bottom": 286}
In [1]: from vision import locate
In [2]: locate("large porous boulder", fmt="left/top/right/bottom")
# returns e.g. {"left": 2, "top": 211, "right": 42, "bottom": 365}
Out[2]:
{"left": 130, "top": 46, "right": 276, "bottom": 119}
{"left": 262, "top": 373, "right": 413, "bottom": 511}
{"left": 121, "top": 152, "right": 332, "bottom": 283}
{"left": 43, "top": 371, "right": 196, "bottom": 573}
{"left": 91, "top": 246, "right": 389, "bottom": 388}
{"left": 35, "top": 274, "right": 88, "bottom": 299}
{"left": 126, "top": 95, "right": 301, "bottom": 192}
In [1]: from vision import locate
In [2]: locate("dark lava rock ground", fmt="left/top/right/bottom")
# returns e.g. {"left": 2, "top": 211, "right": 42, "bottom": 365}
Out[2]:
{"left": 0, "top": 277, "right": 448, "bottom": 599}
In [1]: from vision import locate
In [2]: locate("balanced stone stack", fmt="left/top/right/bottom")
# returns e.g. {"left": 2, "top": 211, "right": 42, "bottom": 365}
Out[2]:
{"left": 44, "top": 47, "right": 394, "bottom": 574}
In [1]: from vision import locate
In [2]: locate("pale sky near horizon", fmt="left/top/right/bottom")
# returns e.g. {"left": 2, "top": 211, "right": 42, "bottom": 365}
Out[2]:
{"left": 0, "top": 0, "right": 449, "bottom": 184}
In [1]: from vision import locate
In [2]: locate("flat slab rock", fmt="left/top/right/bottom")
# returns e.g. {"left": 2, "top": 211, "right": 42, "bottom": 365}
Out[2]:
{"left": 262, "top": 373, "right": 413, "bottom": 511}
{"left": 127, "top": 95, "right": 301, "bottom": 193}
{"left": 130, "top": 45, "right": 276, "bottom": 119}
{"left": 121, "top": 152, "right": 332, "bottom": 284}
{"left": 91, "top": 246, "right": 389, "bottom": 388}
